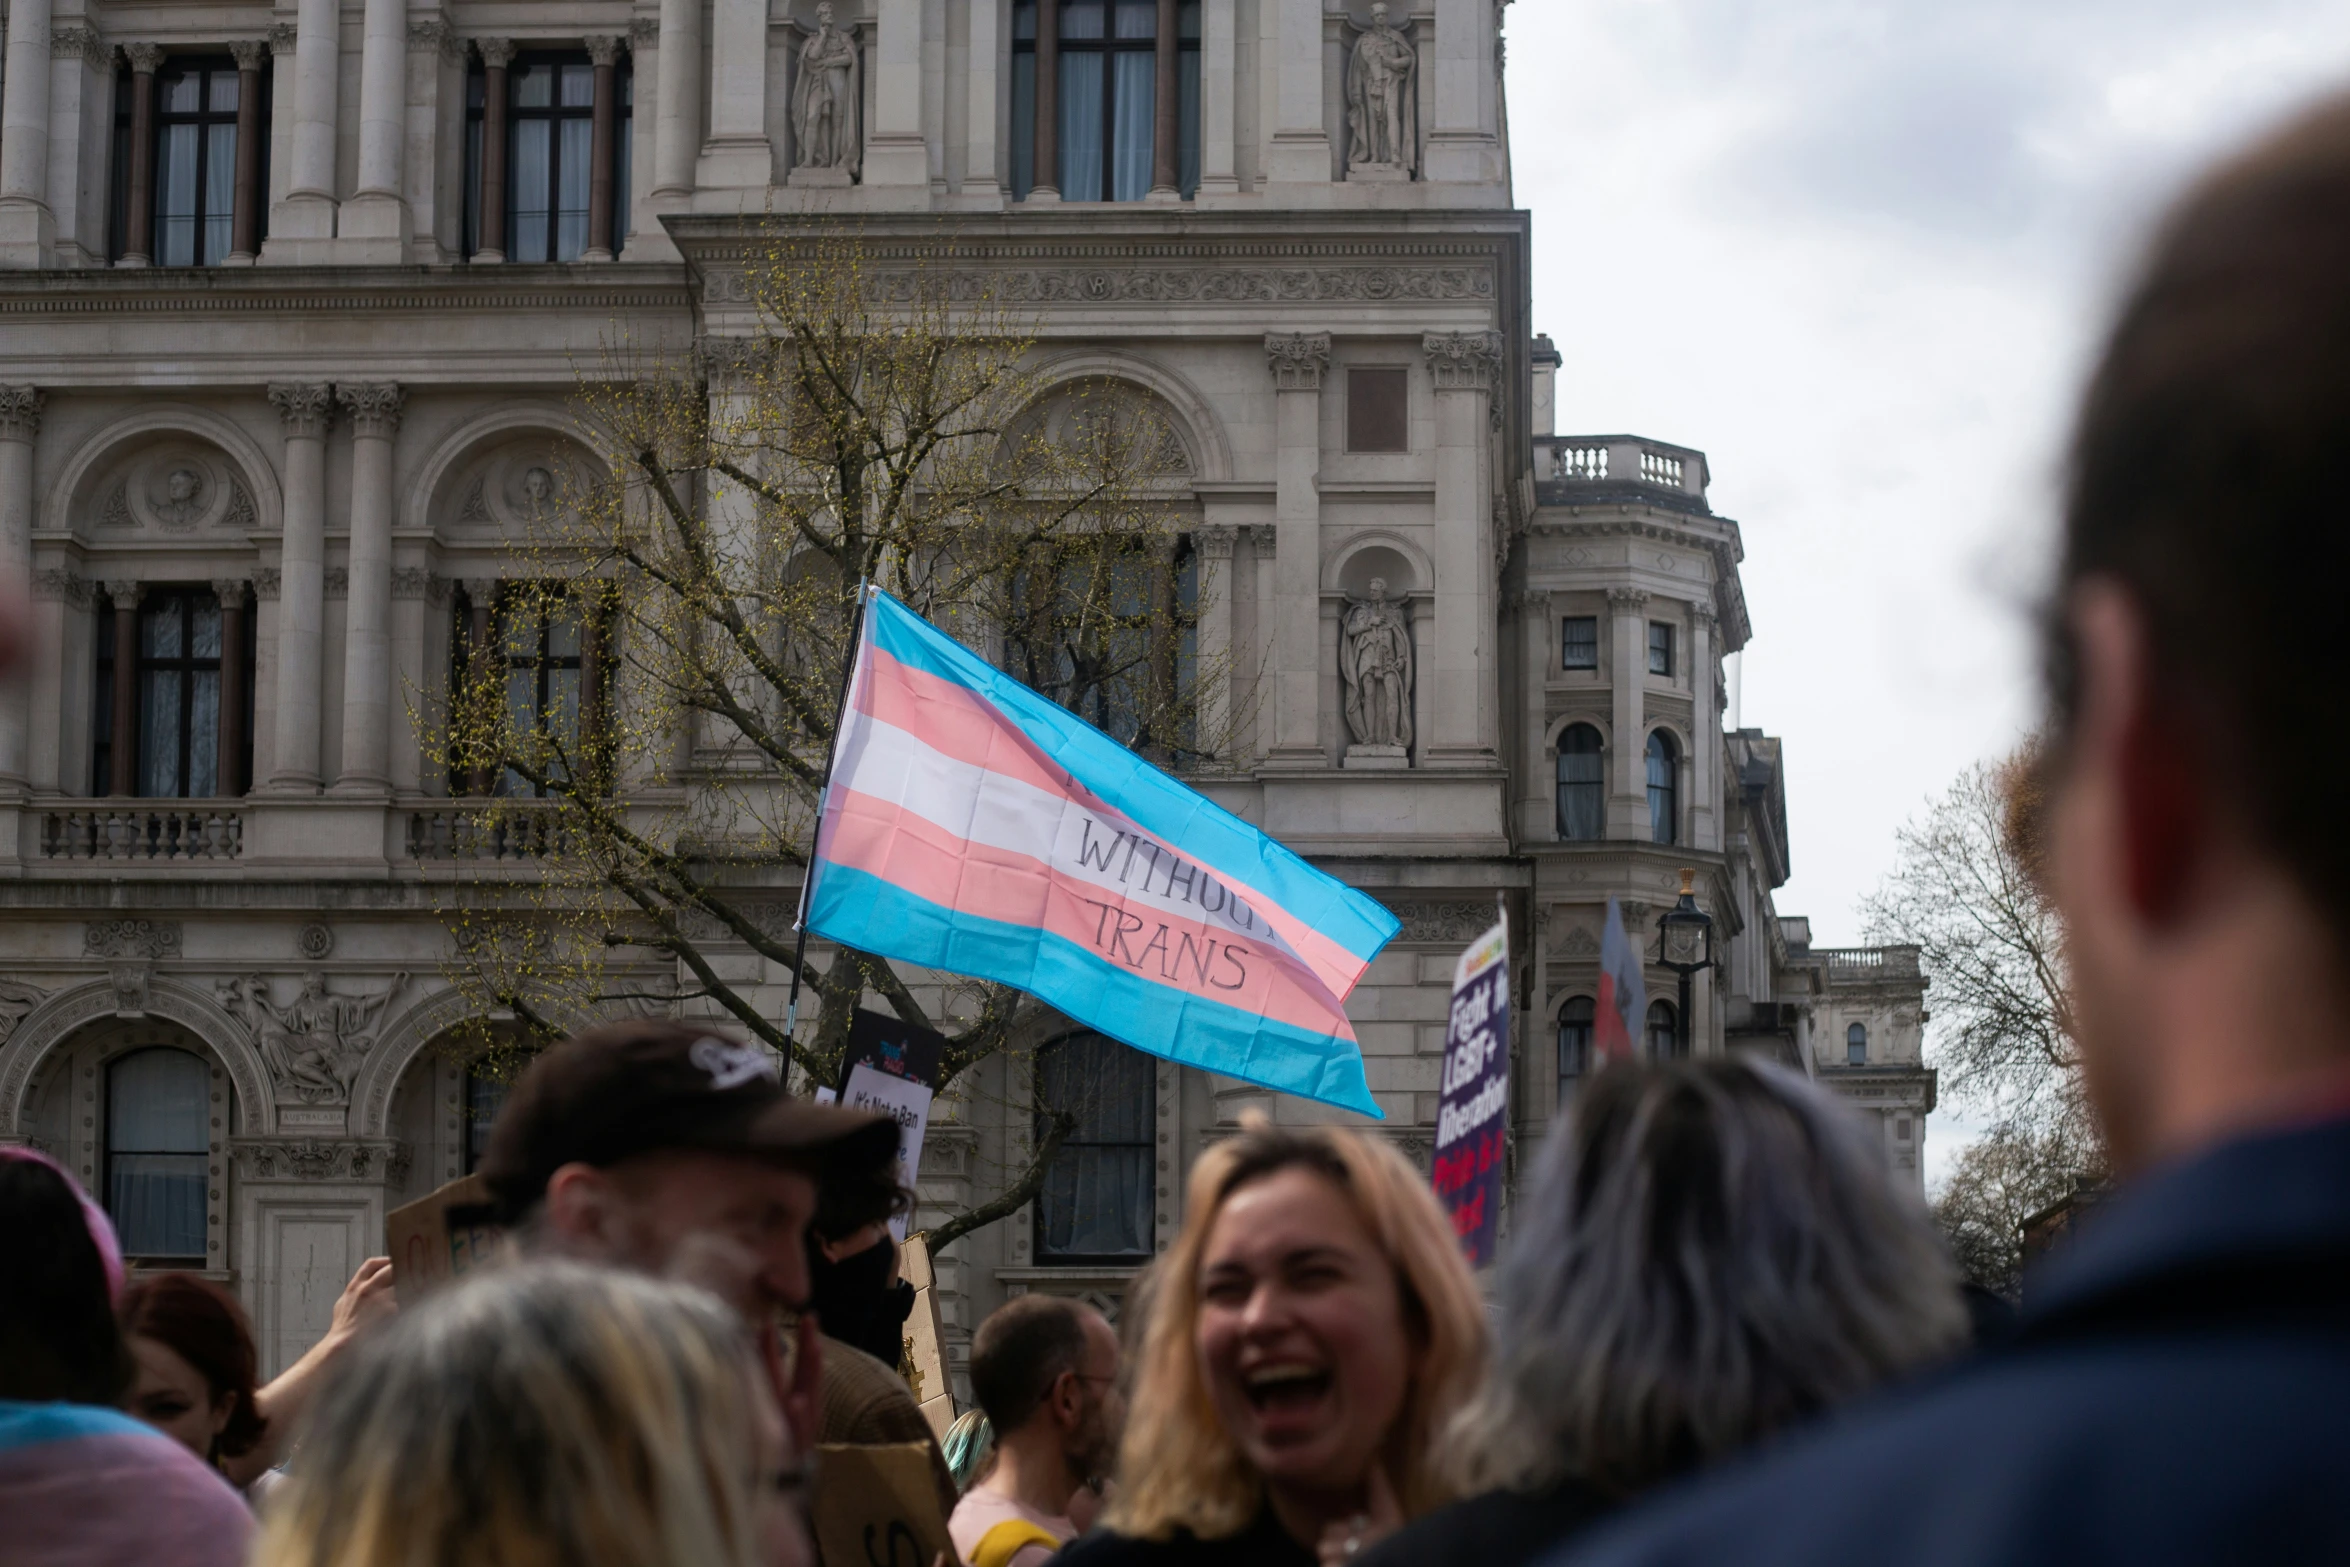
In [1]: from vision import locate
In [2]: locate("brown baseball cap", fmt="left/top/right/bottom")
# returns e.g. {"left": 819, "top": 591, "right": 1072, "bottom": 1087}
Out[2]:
{"left": 478, "top": 1020, "right": 899, "bottom": 1224}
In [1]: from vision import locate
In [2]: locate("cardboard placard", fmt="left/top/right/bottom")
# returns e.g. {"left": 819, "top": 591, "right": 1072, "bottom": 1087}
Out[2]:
{"left": 810, "top": 1441, "right": 953, "bottom": 1567}
{"left": 897, "top": 1234, "right": 954, "bottom": 1438}
{"left": 385, "top": 1174, "right": 503, "bottom": 1294}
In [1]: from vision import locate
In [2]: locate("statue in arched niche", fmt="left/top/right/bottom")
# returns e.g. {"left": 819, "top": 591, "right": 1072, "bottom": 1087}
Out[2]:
{"left": 791, "top": 3, "right": 862, "bottom": 183}
{"left": 1342, "top": 578, "right": 1414, "bottom": 755}
{"left": 1346, "top": 2, "right": 1419, "bottom": 179}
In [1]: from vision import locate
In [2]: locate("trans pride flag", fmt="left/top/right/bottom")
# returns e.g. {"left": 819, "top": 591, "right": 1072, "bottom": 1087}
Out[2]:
{"left": 802, "top": 589, "right": 1399, "bottom": 1117}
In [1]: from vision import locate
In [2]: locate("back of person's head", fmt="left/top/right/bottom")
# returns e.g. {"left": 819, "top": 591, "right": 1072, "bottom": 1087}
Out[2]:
{"left": 121, "top": 1273, "right": 268, "bottom": 1461}
{"left": 2053, "top": 92, "right": 2350, "bottom": 955}
{"left": 251, "top": 1261, "right": 769, "bottom": 1567}
{"left": 970, "top": 1294, "right": 1091, "bottom": 1436}
{"left": 1111, "top": 1117, "right": 1487, "bottom": 1541}
{"left": 0, "top": 1150, "right": 131, "bottom": 1405}
{"left": 1455, "top": 1059, "right": 1967, "bottom": 1499}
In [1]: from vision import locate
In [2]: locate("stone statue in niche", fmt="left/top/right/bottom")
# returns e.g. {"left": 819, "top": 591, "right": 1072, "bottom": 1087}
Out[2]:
{"left": 790, "top": 2, "right": 862, "bottom": 184}
{"left": 1341, "top": 578, "right": 1414, "bottom": 762}
{"left": 220, "top": 971, "right": 408, "bottom": 1105}
{"left": 154, "top": 468, "right": 204, "bottom": 529}
{"left": 1346, "top": 2, "right": 1419, "bottom": 180}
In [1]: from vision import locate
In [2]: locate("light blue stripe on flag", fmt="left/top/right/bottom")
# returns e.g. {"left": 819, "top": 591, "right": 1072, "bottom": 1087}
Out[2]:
{"left": 864, "top": 594, "right": 1400, "bottom": 968}
{"left": 809, "top": 862, "right": 1383, "bottom": 1118}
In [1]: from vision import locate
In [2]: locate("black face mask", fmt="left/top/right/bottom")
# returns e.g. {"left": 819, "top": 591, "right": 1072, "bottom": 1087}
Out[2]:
{"left": 807, "top": 1235, "right": 917, "bottom": 1369}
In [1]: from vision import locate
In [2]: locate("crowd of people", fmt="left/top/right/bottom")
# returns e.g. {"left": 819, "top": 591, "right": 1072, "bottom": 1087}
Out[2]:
{"left": 9, "top": 80, "right": 2350, "bottom": 1567}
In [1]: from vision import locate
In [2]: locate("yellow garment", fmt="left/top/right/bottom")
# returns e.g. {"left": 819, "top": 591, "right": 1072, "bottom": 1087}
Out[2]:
{"left": 969, "top": 1517, "right": 1064, "bottom": 1567}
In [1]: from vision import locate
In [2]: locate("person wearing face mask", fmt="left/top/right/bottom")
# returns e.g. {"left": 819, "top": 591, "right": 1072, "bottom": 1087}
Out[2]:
{"left": 1058, "top": 1117, "right": 1487, "bottom": 1567}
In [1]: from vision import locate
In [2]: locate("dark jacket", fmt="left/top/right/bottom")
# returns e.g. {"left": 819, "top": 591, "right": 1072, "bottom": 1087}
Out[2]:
{"left": 1550, "top": 1112, "right": 2350, "bottom": 1567}
{"left": 1358, "top": 1479, "right": 1614, "bottom": 1567}
{"left": 1055, "top": 1507, "right": 1313, "bottom": 1567}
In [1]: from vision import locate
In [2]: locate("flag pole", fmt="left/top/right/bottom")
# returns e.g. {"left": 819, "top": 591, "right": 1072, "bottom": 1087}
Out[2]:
{"left": 784, "top": 578, "right": 871, "bottom": 1049}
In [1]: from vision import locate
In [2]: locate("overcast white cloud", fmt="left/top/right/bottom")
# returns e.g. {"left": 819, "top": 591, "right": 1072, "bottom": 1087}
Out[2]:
{"left": 1502, "top": 1, "right": 2350, "bottom": 1182}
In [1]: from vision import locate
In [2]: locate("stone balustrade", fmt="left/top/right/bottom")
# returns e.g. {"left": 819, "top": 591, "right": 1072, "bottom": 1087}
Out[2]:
{"left": 404, "top": 804, "right": 568, "bottom": 861}
{"left": 40, "top": 803, "right": 244, "bottom": 860}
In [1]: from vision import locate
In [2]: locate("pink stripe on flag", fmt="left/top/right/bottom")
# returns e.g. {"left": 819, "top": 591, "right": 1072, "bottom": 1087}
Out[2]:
{"left": 853, "top": 645, "right": 1374, "bottom": 999}
{"left": 825, "top": 787, "right": 1359, "bottom": 1041}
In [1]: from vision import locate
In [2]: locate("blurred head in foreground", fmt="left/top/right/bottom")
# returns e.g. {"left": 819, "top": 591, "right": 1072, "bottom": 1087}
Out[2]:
{"left": 1453, "top": 1058, "right": 1967, "bottom": 1501}
{"left": 251, "top": 1261, "right": 803, "bottom": 1567}
{"left": 120, "top": 1274, "right": 267, "bottom": 1468}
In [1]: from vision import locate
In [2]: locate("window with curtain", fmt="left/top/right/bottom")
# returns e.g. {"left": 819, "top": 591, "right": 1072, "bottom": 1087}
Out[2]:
{"left": 108, "top": 1048, "right": 209, "bottom": 1261}
{"left": 110, "top": 56, "right": 244, "bottom": 265}
{"left": 1847, "top": 1022, "right": 1868, "bottom": 1065}
{"left": 464, "top": 53, "right": 628, "bottom": 261}
{"left": 1558, "top": 996, "right": 1594, "bottom": 1089}
{"left": 1647, "top": 1000, "right": 1679, "bottom": 1062}
{"left": 494, "top": 587, "right": 585, "bottom": 797}
{"left": 95, "top": 589, "right": 225, "bottom": 798}
{"left": 1646, "top": 729, "right": 1678, "bottom": 846}
{"left": 1561, "top": 616, "right": 1598, "bottom": 670}
{"left": 1010, "top": 0, "right": 1201, "bottom": 201}
{"left": 1648, "top": 621, "right": 1674, "bottom": 677}
{"left": 1035, "top": 1031, "right": 1154, "bottom": 1262}
{"left": 1556, "top": 723, "right": 1603, "bottom": 841}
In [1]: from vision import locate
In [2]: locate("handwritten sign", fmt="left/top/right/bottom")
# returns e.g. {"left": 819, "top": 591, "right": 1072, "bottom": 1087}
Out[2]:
{"left": 809, "top": 1441, "right": 953, "bottom": 1567}
{"left": 1432, "top": 918, "right": 1509, "bottom": 1268}
{"left": 385, "top": 1174, "right": 502, "bottom": 1295}
{"left": 829, "top": 1011, "right": 947, "bottom": 1242}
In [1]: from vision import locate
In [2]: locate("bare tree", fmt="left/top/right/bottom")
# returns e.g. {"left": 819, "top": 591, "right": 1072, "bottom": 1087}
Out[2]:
{"left": 1932, "top": 1119, "right": 2098, "bottom": 1298}
{"left": 418, "top": 230, "right": 1238, "bottom": 1253}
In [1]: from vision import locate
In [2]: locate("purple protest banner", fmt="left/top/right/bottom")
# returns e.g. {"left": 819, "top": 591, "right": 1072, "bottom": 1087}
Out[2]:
{"left": 1432, "top": 917, "right": 1509, "bottom": 1267}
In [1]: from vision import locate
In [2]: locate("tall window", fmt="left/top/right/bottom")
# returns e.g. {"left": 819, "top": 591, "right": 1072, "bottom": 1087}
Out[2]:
{"left": 465, "top": 1064, "right": 513, "bottom": 1172}
{"left": 498, "top": 588, "right": 583, "bottom": 796}
{"left": 1648, "top": 621, "right": 1674, "bottom": 677}
{"left": 466, "top": 52, "right": 631, "bottom": 260}
{"left": 1005, "top": 540, "right": 1200, "bottom": 767}
{"left": 1012, "top": 0, "right": 1200, "bottom": 202}
{"left": 96, "top": 589, "right": 227, "bottom": 797}
{"left": 1035, "top": 1032, "right": 1154, "bottom": 1262}
{"left": 1647, "top": 1000, "right": 1679, "bottom": 1062}
{"left": 108, "top": 1048, "right": 208, "bottom": 1262}
{"left": 1561, "top": 616, "right": 1598, "bottom": 670}
{"left": 112, "top": 56, "right": 249, "bottom": 265}
{"left": 1558, "top": 996, "right": 1594, "bottom": 1089}
{"left": 1556, "top": 723, "right": 1603, "bottom": 841}
{"left": 1646, "top": 729, "right": 1678, "bottom": 846}
{"left": 1847, "top": 1022, "right": 1868, "bottom": 1066}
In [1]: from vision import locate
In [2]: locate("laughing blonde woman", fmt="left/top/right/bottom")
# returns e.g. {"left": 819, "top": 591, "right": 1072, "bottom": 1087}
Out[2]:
{"left": 1058, "top": 1117, "right": 1488, "bottom": 1567}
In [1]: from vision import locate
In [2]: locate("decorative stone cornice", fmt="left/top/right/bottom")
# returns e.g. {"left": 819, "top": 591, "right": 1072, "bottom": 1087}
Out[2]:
{"left": 0, "top": 385, "right": 42, "bottom": 442}
{"left": 269, "top": 382, "right": 334, "bottom": 439}
{"left": 389, "top": 567, "right": 432, "bottom": 600}
{"left": 84, "top": 918, "right": 181, "bottom": 958}
{"left": 425, "top": 574, "right": 456, "bottom": 606}
{"left": 459, "top": 576, "right": 499, "bottom": 606}
{"left": 1606, "top": 587, "right": 1651, "bottom": 610}
{"left": 251, "top": 566, "right": 281, "bottom": 602}
{"left": 628, "top": 17, "right": 661, "bottom": 44}
{"left": 210, "top": 578, "right": 249, "bottom": 607}
{"left": 268, "top": 23, "right": 298, "bottom": 55}
{"left": 585, "top": 33, "right": 625, "bottom": 64}
{"left": 100, "top": 579, "right": 143, "bottom": 611}
{"left": 124, "top": 41, "right": 167, "bottom": 73}
{"left": 32, "top": 569, "right": 93, "bottom": 607}
{"left": 474, "top": 35, "right": 516, "bottom": 68}
{"left": 1382, "top": 900, "right": 1499, "bottom": 945}
{"left": 1423, "top": 330, "right": 1504, "bottom": 393}
{"left": 1249, "top": 525, "right": 1278, "bottom": 559}
{"left": 51, "top": 28, "right": 111, "bottom": 70}
{"left": 407, "top": 17, "right": 462, "bottom": 59}
{"left": 835, "top": 263, "right": 1497, "bottom": 311}
{"left": 229, "top": 38, "right": 269, "bottom": 70}
{"left": 1265, "top": 332, "right": 1330, "bottom": 392}
{"left": 229, "top": 1138, "right": 412, "bottom": 1183}
{"left": 1196, "top": 524, "right": 1236, "bottom": 562}
{"left": 337, "top": 382, "right": 405, "bottom": 440}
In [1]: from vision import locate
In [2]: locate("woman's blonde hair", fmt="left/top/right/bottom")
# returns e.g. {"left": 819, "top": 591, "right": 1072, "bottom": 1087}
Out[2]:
{"left": 252, "top": 1261, "right": 768, "bottom": 1567}
{"left": 1106, "top": 1116, "right": 1488, "bottom": 1542}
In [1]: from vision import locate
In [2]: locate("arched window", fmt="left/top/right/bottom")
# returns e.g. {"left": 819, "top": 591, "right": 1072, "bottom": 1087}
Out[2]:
{"left": 1847, "top": 1022, "right": 1868, "bottom": 1066}
{"left": 1555, "top": 724, "right": 1604, "bottom": 841}
{"left": 1035, "top": 1032, "right": 1154, "bottom": 1263}
{"left": 1647, "top": 999, "right": 1680, "bottom": 1061}
{"left": 1558, "top": 996, "right": 1595, "bottom": 1089}
{"left": 1646, "top": 730, "right": 1679, "bottom": 846}
{"left": 107, "top": 1047, "right": 208, "bottom": 1262}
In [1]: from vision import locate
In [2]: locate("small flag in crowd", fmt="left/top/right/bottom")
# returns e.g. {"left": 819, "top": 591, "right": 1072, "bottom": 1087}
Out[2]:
{"left": 1595, "top": 895, "right": 1646, "bottom": 1061}
{"left": 802, "top": 588, "right": 1400, "bottom": 1117}
{"left": 1432, "top": 916, "right": 1509, "bottom": 1267}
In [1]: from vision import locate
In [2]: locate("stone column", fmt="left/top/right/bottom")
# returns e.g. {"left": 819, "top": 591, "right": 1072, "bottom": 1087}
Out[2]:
{"left": 1409, "top": 594, "right": 1435, "bottom": 770}
{"left": 1422, "top": 332, "right": 1502, "bottom": 765}
{"left": 120, "top": 44, "right": 164, "bottom": 266}
{"left": 473, "top": 38, "right": 513, "bottom": 261}
{"left": 272, "top": 0, "right": 343, "bottom": 243}
{"left": 335, "top": 384, "right": 402, "bottom": 792}
{"left": 1148, "top": 0, "right": 1178, "bottom": 198}
{"left": 1425, "top": 0, "right": 1495, "bottom": 184}
{"left": 1267, "top": 0, "right": 1329, "bottom": 184}
{"left": 1198, "top": 0, "right": 1236, "bottom": 197}
{"left": 226, "top": 40, "right": 266, "bottom": 262}
{"left": 584, "top": 36, "right": 622, "bottom": 260}
{"left": 0, "top": 0, "right": 55, "bottom": 266}
{"left": 267, "top": 384, "right": 332, "bottom": 791}
{"left": 105, "top": 580, "right": 140, "bottom": 795}
{"left": 962, "top": 0, "right": 1000, "bottom": 196}
{"left": 339, "top": 0, "right": 409, "bottom": 250}
{"left": 1194, "top": 525, "right": 1234, "bottom": 763}
{"left": 212, "top": 580, "right": 248, "bottom": 795}
{"left": 1517, "top": 589, "right": 1551, "bottom": 837}
{"left": 1690, "top": 604, "right": 1717, "bottom": 851}
{"left": 867, "top": 0, "right": 925, "bottom": 186}
{"left": 0, "top": 387, "right": 40, "bottom": 785}
{"left": 1249, "top": 527, "right": 1275, "bottom": 761}
{"left": 697, "top": 0, "right": 772, "bottom": 190}
{"left": 1263, "top": 333, "right": 1328, "bottom": 768}
{"left": 1607, "top": 588, "right": 1648, "bottom": 838}
{"left": 651, "top": 0, "right": 700, "bottom": 197}
{"left": 1030, "top": 0, "right": 1059, "bottom": 200}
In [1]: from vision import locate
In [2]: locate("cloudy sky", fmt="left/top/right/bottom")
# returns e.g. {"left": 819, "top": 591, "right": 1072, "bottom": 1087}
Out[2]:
{"left": 1501, "top": 0, "right": 2350, "bottom": 1176}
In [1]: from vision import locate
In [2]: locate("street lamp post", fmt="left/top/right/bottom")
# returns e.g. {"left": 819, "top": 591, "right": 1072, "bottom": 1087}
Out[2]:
{"left": 1656, "top": 867, "right": 1715, "bottom": 1060}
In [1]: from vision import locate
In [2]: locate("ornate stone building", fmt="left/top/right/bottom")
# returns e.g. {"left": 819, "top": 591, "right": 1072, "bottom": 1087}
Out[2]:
{"left": 0, "top": 0, "right": 1927, "bottom": 1384}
